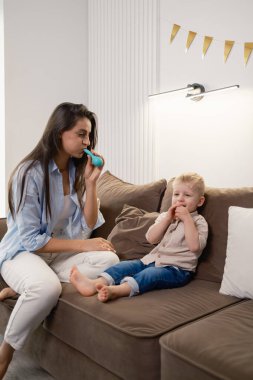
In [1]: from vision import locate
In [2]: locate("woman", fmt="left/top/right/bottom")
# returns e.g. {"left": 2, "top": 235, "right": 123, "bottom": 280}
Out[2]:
{"left": 0, "top": 102, "right": 119, "bottom": 378}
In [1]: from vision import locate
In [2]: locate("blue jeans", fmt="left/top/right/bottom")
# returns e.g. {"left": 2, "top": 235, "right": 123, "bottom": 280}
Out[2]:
{"left": 101, "top": 260, "right": 193, "bottom": 296}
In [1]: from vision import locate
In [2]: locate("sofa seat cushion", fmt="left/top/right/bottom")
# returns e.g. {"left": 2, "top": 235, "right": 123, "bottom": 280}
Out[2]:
{"left": 160, "top": 300, "right": 253, "bottom": 380}
{"left": 43, "top": 280, "right": 241, "bottom": 380}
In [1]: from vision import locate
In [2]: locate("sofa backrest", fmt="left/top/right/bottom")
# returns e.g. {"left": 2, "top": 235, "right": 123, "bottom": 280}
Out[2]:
{"left": 160, "top": 181, "right": 253, "bottom": 282}
{"left": 0, "top": 218, "right": 7, "bottom": 241}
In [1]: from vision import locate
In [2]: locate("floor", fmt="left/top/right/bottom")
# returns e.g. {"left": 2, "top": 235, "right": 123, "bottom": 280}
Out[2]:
{"left": 0, "top": 335, "right": 54, "bottom": 380}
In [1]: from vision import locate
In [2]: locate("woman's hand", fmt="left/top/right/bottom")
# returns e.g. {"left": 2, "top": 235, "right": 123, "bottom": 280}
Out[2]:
{"left": 84, "top": 151, "right": 105, "bottom": 185}
{"left": 36, "top": 237, "right": 116, "bottom": 254}
{"left": 81, "top": 238, "right": 116, "bottom": 252}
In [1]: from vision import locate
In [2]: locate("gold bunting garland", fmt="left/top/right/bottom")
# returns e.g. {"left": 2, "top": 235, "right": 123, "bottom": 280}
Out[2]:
{"left": 169, "top": 23, "right": 253, "bottom": 66}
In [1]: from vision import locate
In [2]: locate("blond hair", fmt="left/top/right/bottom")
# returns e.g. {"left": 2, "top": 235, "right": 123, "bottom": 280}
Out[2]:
{"left": 173, "top": 172, "right": 205, "bottom": 196}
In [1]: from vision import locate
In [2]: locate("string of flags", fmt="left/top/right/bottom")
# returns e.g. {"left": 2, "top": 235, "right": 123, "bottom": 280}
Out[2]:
{"left": 170, "top": 23, "right": 253, "bottom": 66}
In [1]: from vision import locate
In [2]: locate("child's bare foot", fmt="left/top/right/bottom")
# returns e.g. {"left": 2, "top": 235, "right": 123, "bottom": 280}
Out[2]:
{"left": 97, "top": 283, "right": 131, "bottom": 302}
{"left": 0, "top": 287, "right": 16, "bottom": 301}
{"left": 97, "top": 285, "right": 115, "bottom": 302}
{"left": 69, "top": 266, "right": 107, "bottom": 296}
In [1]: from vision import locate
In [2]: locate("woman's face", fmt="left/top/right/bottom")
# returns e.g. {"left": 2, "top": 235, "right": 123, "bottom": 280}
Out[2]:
{"left": 60, "top": 117, "right": 92, "bottom": 158}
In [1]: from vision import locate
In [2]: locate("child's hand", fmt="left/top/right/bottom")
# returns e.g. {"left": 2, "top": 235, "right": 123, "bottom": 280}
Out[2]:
{"left": 166, "top": 204, "right": 178, "bottom": 220}
{"left": 174, "top": 205, "right": 190, "bottom": 222}
{"left": 168, "top": 202, "right": 191, "bottom": 222}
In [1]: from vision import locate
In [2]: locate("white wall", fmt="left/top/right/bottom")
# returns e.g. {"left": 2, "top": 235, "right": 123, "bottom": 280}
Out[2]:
{"left": 4, "top": 0, "right": 89, "bottom": 214}
{"left": 88, "top": 0, "right": 159, "bottom": 184}
{"left": 153, "top": 0, "right": 253, "bottom": 187}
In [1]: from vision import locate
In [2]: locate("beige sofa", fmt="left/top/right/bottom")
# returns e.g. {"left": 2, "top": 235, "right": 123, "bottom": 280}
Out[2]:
{"left": 0, "top": 171, "right": 253, "bottom": 380}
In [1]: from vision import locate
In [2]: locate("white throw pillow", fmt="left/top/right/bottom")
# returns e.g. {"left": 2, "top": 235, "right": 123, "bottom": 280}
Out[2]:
{"left": 220, "top": 206, "right": 253, "bottom": 299}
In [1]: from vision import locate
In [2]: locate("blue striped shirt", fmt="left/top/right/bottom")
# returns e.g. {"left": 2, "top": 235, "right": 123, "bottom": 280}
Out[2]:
{"left": 0, "top": 159, "right": 104, "bottom": 268}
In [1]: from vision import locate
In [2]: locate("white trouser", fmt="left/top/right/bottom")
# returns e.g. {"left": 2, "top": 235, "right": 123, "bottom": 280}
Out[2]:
{"left": 1, "top": 250, "right": 119, "bottom": 350}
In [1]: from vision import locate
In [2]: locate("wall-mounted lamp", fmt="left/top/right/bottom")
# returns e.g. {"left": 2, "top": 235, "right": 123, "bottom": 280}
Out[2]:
{"left": 187, "top": 84, "right": 240, "bottom": 101}
{"left": 149, "top": 84, "right": 240, "bottom": 102}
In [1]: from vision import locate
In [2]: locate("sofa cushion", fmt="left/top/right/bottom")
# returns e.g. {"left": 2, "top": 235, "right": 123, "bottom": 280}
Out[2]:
{"left": 160, "top": 300, "right": 253, "bottom": 380}
{"left": 220, "top": 206, "right": 253, "bottom": 299}
{"left": 160, "top": 182, "right": 253, "bottom": 282}
{"left": 107, "top": 204, "right": 158, "bottom": 260}
{"left": 92, "top": 171, "right": 167, "bottom": 239}
{"left": 44, "top": 280, "right": 241, "bottom": 380}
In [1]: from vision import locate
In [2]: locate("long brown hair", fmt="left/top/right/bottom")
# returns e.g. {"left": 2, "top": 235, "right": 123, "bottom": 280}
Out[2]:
{"left": 8, "top": 102, "right": 98, "bottom": 218}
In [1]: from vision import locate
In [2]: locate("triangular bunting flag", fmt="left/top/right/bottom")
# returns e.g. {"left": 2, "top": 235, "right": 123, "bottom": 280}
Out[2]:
{"left": 224, "top": 40, "right": 234, "bottom": 62}
{"left": 170, "top": 24, "right": 181, "bottom": 44}
{"left": 202, "top": 36, "right": 213, "bottom": 58}
{"left": 244, "top": 42, "right": 253, "bottom": 66}
{"left": 186, "top": 31, "right": 197, "bottom": 52}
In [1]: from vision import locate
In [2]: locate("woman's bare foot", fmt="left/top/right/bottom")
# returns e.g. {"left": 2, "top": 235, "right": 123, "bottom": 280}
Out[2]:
{"left": 69, "top": 265, "right": 107, "bottom": 296}
{"left": 97, "top": 283, "right": 131, "bottom": 302}
{"left": 0, "top": 341, "right": 14, "bottom": 379}
{"left": 0, "top": 287, "right": 16, "bottom": 301}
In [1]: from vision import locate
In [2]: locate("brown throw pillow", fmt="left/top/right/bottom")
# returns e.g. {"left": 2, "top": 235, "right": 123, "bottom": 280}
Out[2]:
{"left": 92, "top": 171, "right": 167, "bottom": 238}
{"left": 107, "top": 204, "right": 159, "bottom": 260}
